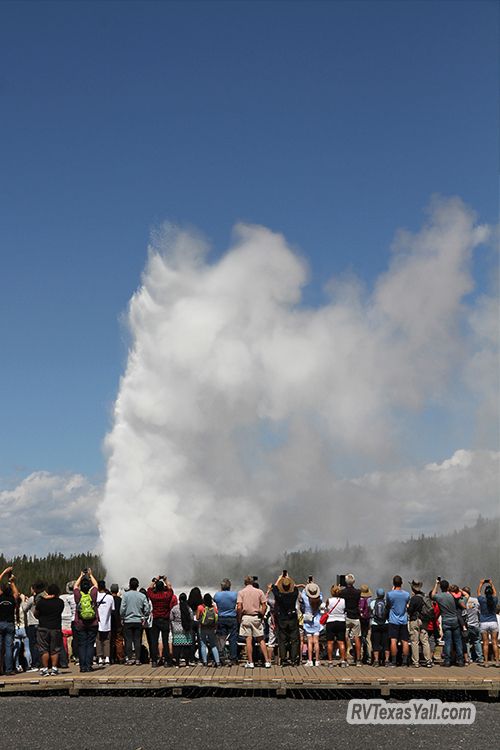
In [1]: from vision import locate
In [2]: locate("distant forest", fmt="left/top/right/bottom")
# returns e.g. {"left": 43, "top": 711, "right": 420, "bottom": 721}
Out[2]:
{"left": 0, "top": 553, "right": 105, "bottom": 595}
{"left": 0, "top": 517, "right": 498, "bottom": 594}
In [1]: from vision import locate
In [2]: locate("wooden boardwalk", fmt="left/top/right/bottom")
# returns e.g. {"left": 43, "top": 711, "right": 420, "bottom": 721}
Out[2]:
{"left": 1, "top": 662, "right": 499, "bottom": 698}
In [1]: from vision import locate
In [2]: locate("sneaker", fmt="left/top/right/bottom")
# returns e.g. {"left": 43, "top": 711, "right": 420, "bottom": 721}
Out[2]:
{"left": 135, "top": 660, "right": 141, "bottom": 666}
{"left": 339, "top": 660, "right": 348, "bottom": 668}
{"left": 27, "top": 667, "right": 39, "bottom": 673}
{"left": 104, "top": 657, "right": 110, "bottom": 664}
{"left": 98, "top": 657, "right": 103, "bottom": 665}
{"left": 16, "top": 665, "right": 24, "bottom": 673}
{"left": 373, "top": 661, "right": 380, "bottom": 667}
{"left": 355, "top": 661, "right": 363, "bottom": 667}
{"left": 305, "top": 660, "right": 313, "bottom": 667}
{"left": 425, "top": 661, "right": 433, "bottom": 668}
{"left": 411, "top": 663, "right": 420, "bottom": 668}
{"left": 314, "top": 661, "right": 321, "bottom": 667}
{"left": 151, "top": 661, "right": 158, "bottom": 668}
{"left": 244, "top": 662, "right": 254, "bottom": 669}
{"left": 264, "top": 662, "right": 272, "bottom": 669}
{"left": 50, "top": 667, "right": 59, "bottom": 676}
{"left": 39, "top": 667, "right": 49, "bottom": 676}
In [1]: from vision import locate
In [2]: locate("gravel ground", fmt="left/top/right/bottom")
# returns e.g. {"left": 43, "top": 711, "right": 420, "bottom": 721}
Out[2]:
{"left": 1, "top": 695, "right": 498, "bottom": 750}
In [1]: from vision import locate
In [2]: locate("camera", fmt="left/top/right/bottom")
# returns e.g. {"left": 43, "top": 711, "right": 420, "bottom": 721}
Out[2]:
{"left": 282, "top": 569, "right": 288, "bottom": 577}
{"left": 308, "top": 575, "right": 313, "bottom": 583}
{"left": 437, "top": 576, "right": 441, "bottom": 582}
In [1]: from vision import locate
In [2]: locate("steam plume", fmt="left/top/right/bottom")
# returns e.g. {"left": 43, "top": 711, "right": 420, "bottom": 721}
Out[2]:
{"left": 98, "top": 197, "right": 496, "bottom": 582}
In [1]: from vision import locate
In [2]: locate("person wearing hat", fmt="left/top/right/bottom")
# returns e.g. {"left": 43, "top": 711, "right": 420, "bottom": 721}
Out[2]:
{"left": 407, "top": 579, "right": 433, "bottom": 668}
{"left": 300, "top": 580, "right": 323, "bottom": 666}
{"left": 271, "top": 572, "right": 300, "bottom": 665}
{"left": 369, "top": 588, "right": 390, "bottom": 666}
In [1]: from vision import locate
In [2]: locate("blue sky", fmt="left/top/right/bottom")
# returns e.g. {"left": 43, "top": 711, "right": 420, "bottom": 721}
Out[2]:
{"left": 1, "top": 0, "right": 498, "bottom": 482}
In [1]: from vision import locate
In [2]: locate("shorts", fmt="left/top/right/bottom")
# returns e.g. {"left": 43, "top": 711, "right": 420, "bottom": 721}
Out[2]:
{"left": 345, "top": 618, "right": 361, "bottom": 638}
{"left": 480, "top": 621, "right": 499, "bottom": 634}
{"left": 388, "top": 623, "right": 409, "bottom": 642}
{"left": 371, "top": 624, "right": 389, "bottom": 652}
{"left": 326, "top": 621, "right": 346, "bottom": 640}
{"left": 239, "top": 615, "right": 264, "bottom": 639}
{"left": 37, "top": 627, "right": 63, "bottom": 655}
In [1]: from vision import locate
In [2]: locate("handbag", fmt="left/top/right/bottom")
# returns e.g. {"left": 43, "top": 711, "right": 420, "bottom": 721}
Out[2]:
{"left": 320, "top": 597, "right": 341, "bottom": 626}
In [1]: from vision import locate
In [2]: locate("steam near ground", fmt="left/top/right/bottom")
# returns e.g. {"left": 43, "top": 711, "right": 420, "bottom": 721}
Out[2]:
{"left": 94, "top": 196, "right": 498, "bottom": 584}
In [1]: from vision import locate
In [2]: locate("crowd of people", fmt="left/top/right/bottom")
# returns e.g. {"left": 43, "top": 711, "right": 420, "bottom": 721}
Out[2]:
{"left": 0, "top": 565, "right": 498, "bottom": 675}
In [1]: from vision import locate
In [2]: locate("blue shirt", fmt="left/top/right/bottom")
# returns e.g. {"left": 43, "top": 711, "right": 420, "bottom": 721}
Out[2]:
{"left": 386, "top": 589, "right": 410, "bottom": 625}
{"left": 478, "top": 595, "right": 498, "bottom": 623}
{"left": 214, "top": 590, "right": 237, "bottom": 618}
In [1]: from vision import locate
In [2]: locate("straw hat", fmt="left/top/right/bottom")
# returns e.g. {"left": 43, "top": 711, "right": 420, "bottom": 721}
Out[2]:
{"left": 305, "top": 582, "right": 320, "bottom": 599}
{"left": 360, "top": 584, "right": 372, "bottom": 597}
{"left": 277, "top": 576, "right": 295, "bottom": 594}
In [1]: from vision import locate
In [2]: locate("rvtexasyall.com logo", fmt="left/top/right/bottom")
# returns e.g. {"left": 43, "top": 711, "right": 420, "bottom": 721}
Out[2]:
{"left": 346, "top": 699, "right": 476, "bottom": 725}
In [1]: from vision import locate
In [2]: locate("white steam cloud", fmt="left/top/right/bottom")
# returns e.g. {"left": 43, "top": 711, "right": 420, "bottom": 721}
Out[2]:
{"left": 98, "top": 197, "right": 498, "bottom": 582}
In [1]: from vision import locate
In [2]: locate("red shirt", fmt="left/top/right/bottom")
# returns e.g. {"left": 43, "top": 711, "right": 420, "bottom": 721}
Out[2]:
{"left": 146, "top": 587, "right": 175, "bottom": 619}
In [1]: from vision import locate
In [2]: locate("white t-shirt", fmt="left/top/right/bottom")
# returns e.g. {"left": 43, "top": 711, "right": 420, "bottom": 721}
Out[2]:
{"left": 323, "top": 597, "right": 346, "bottom": 622}
{"left": 96, "top": 592, "right": 115, "bottom": 632}
{"left": 60, "top": 593, "right": 75, "bottom": 629}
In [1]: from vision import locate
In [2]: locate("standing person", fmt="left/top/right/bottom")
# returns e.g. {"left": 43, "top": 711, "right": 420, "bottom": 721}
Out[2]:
{"left": 237, "top": 575, "right": 271, "bottom": 669}
{"left": 214, "top": 579, "right": 238, "bottom": 666}
{"left": 323, "top": 584, "right": 347, "bottom": 667}
{"left": 187, "top": 587, "right": 203, "bottom": 663}
{"left": 170, "top": 593, "right": 194, "bottom": 667}
{"left": 73, "top": 569, "right": 99, "bottom": 673}
{"left": 340, "top": 574, "right": 362, "bottom": 666}
{"left": 59, "top": 582, "right": 76, "bottom": 668}
{"left": 386, "top": 575, "right": 411, "bottom": 667}
{"left": 146, "top": 577, "right": 175, "bottom": 667}
{"left": 196, "top": 593, "right": 220, "bottom": 667}
{"left": 461, "top": 586, "right": 483, "bottom": 664}
{"left": 359, "top": 584, "right": 372, "bottom": 664}
{"left": 271, "top": 573, "right": 300, "bottom": 666}
{"left": 21, "top": 582, "right": 45, "bottom": 670}
{"left": 301, "top": 581, "right": 323, "bottom": 667}
{"left": 370, "top": 588, "right": 390, "bottom": 667}
{"left": 0, "top": 566, "right": 20, "bottom": 676}
{"left": 121, "top": 577, "right": 151, "bottom": 665}
{"left": 431, "top": 578, "right": 464, "bottom": 667}
{"left": 407, "top": 579, "right": 433, "bottom": 668}
{"left": 477, "top": 579, "right": 499, "bottom": 667}
{"left": 34, "top": 584, "right": 65, "bottom": 676}
{"left": 95, "top": 581, "right": 114, "bottom": 666}
{"left": 110, "top": 584, "right": 125, "bottom": 664}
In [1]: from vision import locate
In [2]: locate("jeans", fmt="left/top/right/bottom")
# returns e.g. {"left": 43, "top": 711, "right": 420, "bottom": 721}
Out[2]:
{"left": 0, "top": 622, "right": 15, "bottom": 673}
{"left": 13, "top": 626, "right": 32, "bottom": 670}
{"left": 124, "top": 622, "right": 143, "bottom": 661}
{"left": 76, "top": 626, "right": 97, "bottom": 671}
{"left": 199, "top": 628, "right": 220, "bottom": 665}
{"left": 27, "top": 624, "right": 40, "bottom": 668}
{"left": 150, "top": 617, "right": 170, "bottom": 663}
{"left": 442, "top": 621, "right": 464, "bottom": 664}
{"left": 217, "top": 616, "right": 238, "bottom": 661}
{"left": 276, "top": 616, "right": 300, "bottom": 664}
{"left": 466, "top": 626, "right": 484, "bottom": 662}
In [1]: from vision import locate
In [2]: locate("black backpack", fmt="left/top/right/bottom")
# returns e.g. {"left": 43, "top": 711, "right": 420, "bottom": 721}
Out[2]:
{"left": 373, "top": 597, "right": 388, "bottom": 625}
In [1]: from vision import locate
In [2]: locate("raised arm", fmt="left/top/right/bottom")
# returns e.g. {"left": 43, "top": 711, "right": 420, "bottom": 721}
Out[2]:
{"left": 431, "top": 578, "right": 440, "bottom": 599}
{"left": 477, "top": 579, "right": 484, "bottom": 597}
{"left": 0, "top": 566, "right": 13, "bottom": 580}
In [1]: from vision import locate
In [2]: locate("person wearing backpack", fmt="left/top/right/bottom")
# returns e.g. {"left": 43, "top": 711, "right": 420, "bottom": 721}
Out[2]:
{"left": 369, "top": 588, "right": 390, "bottom": 666}
{"left": 73, "top": 569, "right": 99, "bottom": 673}
{"left": 196, "top": 593, "right": 220, "bottom": 667}
{"left": 407, "top": 580, "right": 433, "bottom": 668}
{"left": 359, "top": 584, "right": 372, "bottom": 664}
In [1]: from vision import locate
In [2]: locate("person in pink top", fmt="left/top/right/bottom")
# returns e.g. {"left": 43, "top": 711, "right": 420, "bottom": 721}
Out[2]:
{"left": 237, "top": 576, "right": 271, "bottom": 669}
